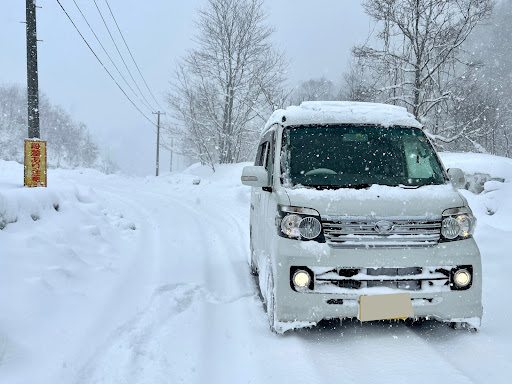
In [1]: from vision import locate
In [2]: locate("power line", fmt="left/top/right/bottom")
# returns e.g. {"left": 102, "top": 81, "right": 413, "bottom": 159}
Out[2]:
{"left": 55, "top": 0, "right": 157, "bottom": 127}
{"left": 104, "top": 0, "right": 164, "bottom": 111}
{"left": 93, "top": 0, "right": 156, "bottom": 112}
{"left": 71, "top": 0, "right": 153, "bottom": 114}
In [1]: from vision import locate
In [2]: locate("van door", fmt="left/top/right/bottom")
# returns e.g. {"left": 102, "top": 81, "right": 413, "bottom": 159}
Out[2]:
{"left": 251, "top": 140, "right": 269, "bottom": 257}
{"left": 259, "top": 131, "right": 276, "bottom": 260}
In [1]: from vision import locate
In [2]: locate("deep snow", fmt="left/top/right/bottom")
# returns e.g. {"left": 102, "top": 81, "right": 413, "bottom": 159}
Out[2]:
{"left": 0, "top": 152, "right": 511, "bottom": 383}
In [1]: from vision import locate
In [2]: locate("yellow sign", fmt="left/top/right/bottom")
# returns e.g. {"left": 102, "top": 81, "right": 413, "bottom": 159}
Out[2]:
{"left": 24, "top": 139, "right": 47, "bottom": 187}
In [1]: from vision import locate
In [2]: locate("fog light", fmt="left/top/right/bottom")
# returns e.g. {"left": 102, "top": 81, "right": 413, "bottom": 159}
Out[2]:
{"left": 454, "top": 269, "right": 471, "bottom": 287}
{"left": 293, "top": 270, "right": 311, "bottom": 289}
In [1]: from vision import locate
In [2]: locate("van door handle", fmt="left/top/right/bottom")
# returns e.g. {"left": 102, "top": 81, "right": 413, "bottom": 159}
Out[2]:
{"left": 251, "top": 204, "right": 254, "bottom": 210}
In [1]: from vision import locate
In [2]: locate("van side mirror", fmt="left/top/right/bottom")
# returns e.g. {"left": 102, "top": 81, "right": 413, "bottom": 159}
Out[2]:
{"left": 241, "top": 166, "right": 270, "bottom": 188}
{"left": 447, "top": 168, "right": 466, "bottom": 189}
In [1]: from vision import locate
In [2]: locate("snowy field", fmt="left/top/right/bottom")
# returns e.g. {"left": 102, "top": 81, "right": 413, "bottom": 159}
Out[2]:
{"left": 1, "top": 152, "right": 511, "bottom": 383}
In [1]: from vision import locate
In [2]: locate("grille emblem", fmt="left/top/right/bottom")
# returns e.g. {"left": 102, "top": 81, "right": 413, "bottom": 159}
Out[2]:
{"left": 374, "top": 220, "right": 394, "bottom": 234}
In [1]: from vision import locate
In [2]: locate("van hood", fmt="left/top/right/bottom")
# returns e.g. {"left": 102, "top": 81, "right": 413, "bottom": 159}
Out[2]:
{"left": 283, "top": 184, "right": 464, "bottom": 217}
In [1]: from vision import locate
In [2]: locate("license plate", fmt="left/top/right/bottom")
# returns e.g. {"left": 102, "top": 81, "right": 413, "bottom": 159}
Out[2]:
{"left": 359, "top": 293, "right": 414, "bottom": 322}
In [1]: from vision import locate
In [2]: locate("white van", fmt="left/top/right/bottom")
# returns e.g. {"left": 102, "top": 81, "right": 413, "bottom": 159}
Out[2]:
{"left": 242, "top": 101, "right": 482, "bottom": 333}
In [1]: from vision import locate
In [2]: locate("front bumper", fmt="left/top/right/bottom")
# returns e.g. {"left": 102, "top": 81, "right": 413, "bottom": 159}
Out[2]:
{"left": 273, "top": 237, "right": 483, "bottom": 324}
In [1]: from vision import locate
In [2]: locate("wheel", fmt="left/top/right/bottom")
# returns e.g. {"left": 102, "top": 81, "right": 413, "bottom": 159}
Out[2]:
{"left": 250, "top": 237, "right": 258, "bottom": 276}
{"left": 250, "top": 257, "right": 258, "bottom": 275}
{"left": 266, "top": 270, "right": 285, "bottom": 334}
{"left": 266, "top": 271, "right": 277, "bottom": 333}
{"left": 450, "top": 321, "right": 478, "bottom": 332}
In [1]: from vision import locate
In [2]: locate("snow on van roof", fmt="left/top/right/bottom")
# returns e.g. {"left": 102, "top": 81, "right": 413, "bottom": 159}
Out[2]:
{"left": 263, "top": 101, "right": 422, "bottom": 133}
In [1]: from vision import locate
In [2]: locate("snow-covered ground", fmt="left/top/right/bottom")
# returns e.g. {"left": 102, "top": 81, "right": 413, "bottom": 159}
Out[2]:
{"left": 0, "top": 152, "right": 511, "bottom": 383}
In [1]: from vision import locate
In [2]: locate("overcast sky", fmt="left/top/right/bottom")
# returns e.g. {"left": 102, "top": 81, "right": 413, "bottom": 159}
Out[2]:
{"left": 0, "top": 0, "right": 370, "bottom": 175}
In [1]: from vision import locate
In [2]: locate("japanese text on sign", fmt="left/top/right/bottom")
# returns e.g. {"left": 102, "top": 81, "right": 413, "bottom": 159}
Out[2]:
{"left": 24, "top": 140, "right": 47, "bottom": 187}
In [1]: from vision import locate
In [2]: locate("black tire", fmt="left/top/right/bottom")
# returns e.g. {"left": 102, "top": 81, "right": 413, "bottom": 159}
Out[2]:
{"left": 450, "top": 321, "right": 478, "bottom": 332}
{"left": 266, "top": 271, "right": 278, "bottom": 333}
{"left": 250, "top": 238, "right": 258, "bottom": 276}
{"left": 250, "top": 253, "right": 258, "bottom": 276}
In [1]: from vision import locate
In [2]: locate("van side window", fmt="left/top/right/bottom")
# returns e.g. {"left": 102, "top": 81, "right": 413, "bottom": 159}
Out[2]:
{"left": 263, "top": 143, "right": 270, "bottom": 169}
{"left": 265, "top": 143, "right": 272, "bottom": 170}
{"left": 264, "top": 133, "right": 276, "bottom": 191}
{"left": 255, "top": 142, "right": 268, "bottom": 167}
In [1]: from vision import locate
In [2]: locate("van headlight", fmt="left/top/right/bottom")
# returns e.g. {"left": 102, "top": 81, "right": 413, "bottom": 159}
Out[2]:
{"left": 441, "top": 207, "right": 476, "bottom": 241}
{"left": 277, "top": 205, "right": 324, "bottom": 241}
{"left": 299, "top": 217, "right": 322, "bottom": 239}
{"left": 281, "top": 214, "right": 302, "bottom": 238}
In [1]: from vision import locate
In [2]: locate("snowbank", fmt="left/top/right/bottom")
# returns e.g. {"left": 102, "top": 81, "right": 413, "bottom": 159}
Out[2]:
{"left": 440, "top": 152, "right": 512, "bottom": 181}
{"left": 440, "top": 152, "right": 512, "bottom": 232}
{"left": 0, "top": 160, "right": 138, "bottom": 382}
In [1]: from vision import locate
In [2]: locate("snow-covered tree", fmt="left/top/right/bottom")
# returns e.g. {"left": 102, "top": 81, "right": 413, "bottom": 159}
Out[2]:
{"left": 290, "top": 77, "right": 338, "bottom": 105}
{"left": 166, "top": 0, "right": 287, "bottom": 169}
{"left": 352, "top": 0, "right": 493, "bottom": 146}
{"left": 461, "top": 0, "right": 512, "bottom": 156}
{"left": 0, "top": 83, "right": 107, "bottom": 169}
{"left": 341, "top": 60, "right": 378, "bottom": 102}
{"left": 0, "top": 84, "right": 26, "bottom": 161}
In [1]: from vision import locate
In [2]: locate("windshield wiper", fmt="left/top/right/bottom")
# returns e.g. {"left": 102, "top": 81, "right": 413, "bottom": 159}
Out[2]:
{"left": 377, "top": 183, "right": 421, "bottom": 188}
{"left": 396, "top": 181, "right": 442, "bottom": 188}
{"left": 309, "top": 184, "right": 373, "bottom": 190}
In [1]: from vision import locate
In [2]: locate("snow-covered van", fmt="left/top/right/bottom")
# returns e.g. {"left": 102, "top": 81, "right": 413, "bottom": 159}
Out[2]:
{"left": 241, "top": 101, "right": 482, "bottom": 333}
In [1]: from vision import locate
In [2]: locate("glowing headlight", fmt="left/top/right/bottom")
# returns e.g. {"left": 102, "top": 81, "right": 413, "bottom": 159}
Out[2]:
{"left": 441, "top": 208, "right": 476, "bottom": 241}
{"left": 293, "top": 270, "right": 311, "bottom": 289}
{"left": 280, "top": 214, "right": 302, "bottom": 238}
{"left": 453, "top": 269, "right": 471, "bottom": 288}
{"left": 279, "top": 208, "right": 322, "bottom": 240}
{"left": 457, "top": 215, "right": 471, "bottom": 237}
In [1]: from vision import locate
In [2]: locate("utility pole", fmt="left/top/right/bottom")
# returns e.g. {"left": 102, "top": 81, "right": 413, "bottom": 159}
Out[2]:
{"left": 24, "top": 0, "right": 46, "bottom": 188}
{"left": 26, "top": 0, "right": 40, "bottom": 139}
{"left": 152, "top": 111, "right": 165, "bottom": 176}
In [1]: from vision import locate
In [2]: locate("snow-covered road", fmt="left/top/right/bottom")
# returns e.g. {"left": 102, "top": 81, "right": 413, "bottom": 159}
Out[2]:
{"left": 1, "top": 155, "right": 511, "bottom": 383}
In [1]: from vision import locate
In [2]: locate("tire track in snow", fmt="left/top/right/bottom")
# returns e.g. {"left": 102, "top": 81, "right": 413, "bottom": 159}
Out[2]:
{"left": 76, "top": 283, "right": 204, "bottom": 384}
{"left": 285, "top": 320, "right": 477, "bottom": 383}
{"left": 67, "top": 186, "right": 164, "bottom": 384}
{"left": 69, "top": 183, "right": 258, "bottom": 383}
{"left": 131, "top": 187, "right": 264, "bottom": 382}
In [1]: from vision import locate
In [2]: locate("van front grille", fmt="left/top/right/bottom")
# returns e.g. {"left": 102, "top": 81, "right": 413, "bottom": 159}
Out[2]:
{"left": 311, "top": 266, "right": 450, "bottom": 294}
{"left": 321, "top": 215, "right": 442, "bottom": 248}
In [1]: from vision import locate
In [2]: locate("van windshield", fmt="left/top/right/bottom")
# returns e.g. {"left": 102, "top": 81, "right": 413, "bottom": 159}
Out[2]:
{"left": 281, "top": 125, "right": 446, "bottom": 188}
